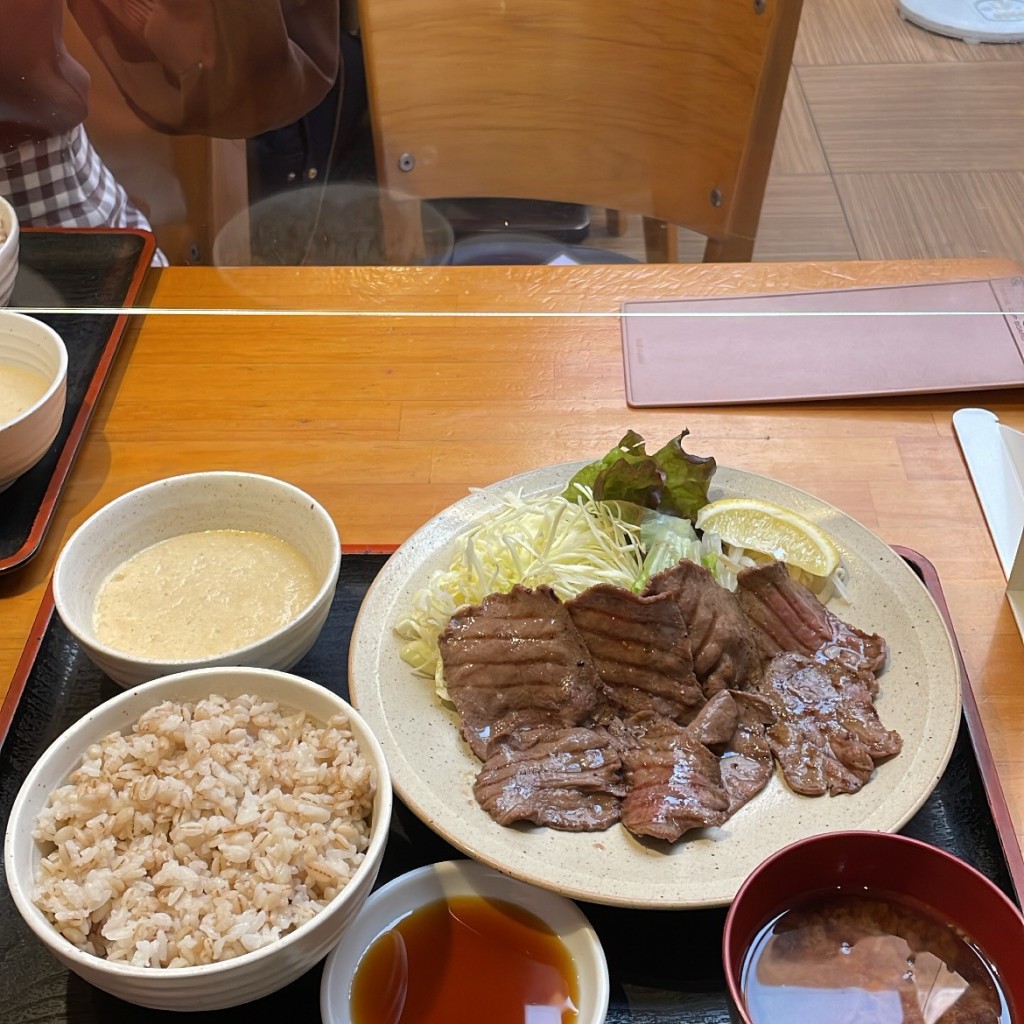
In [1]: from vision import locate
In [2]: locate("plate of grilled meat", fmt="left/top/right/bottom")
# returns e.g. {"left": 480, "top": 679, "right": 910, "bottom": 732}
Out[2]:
{"left": 348, "top": 461, "right": 961, "bottom": 908}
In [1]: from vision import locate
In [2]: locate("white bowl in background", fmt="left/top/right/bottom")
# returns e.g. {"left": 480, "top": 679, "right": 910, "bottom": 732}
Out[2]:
{"left": 4, "top": 665, "right": 393, "bottom": 1012}
{"left": 320, "top": 858, "right": 610, "bottom": 1024}
{"left": 0, "top": 194, "right": 18, "bottom": 306}
{"left": 52, "top": 471, "right": 341, "bottom": 687}
{"left": 0, "top": 309, "right": 68, "bottom": 491}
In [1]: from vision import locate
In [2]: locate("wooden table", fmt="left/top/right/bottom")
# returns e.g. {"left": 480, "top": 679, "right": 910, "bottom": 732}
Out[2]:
{"left": 3, "top": 257, "right": 1023, "bottom": 859}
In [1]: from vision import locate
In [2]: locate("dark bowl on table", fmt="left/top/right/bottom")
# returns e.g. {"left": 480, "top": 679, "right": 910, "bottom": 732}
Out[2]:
{"left": 723, "top": 829, "right": 1024, "bottom": 1024}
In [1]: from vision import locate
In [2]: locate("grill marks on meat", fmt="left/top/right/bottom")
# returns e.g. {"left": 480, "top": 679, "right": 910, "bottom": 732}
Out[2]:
{"left": 439, "top": 557, "right": 901, "bottom": 842}
{"left": 737, "top": 561, "right": 887, "bottom": 676}
{"left": 644, "top": 560, "right": 763, "bottom": 697}
{"left": 565, "top": 584, "right": 704, "bottom": 723}
{"left": 438, "top": 585, "right": 600, "bottom": 760}
{"left": 754, "top": 652, "right": 903, "bottom": 796}
{"left": 473, "top": 726, "right": 625, "bottom": 831}
{"left": 614, "top": 714, "right": 731, "bottom": 842}
{"left": 613, "top": 690, "right": 774, "bottom": 841}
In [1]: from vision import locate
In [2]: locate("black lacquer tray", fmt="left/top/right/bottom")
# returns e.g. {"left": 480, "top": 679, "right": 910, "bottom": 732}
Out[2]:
{"left": 0, "top": 228, "right": 154, "bottom": 575}
{"left": 0, "top": 549, "right": 1020, "bottom": 1023}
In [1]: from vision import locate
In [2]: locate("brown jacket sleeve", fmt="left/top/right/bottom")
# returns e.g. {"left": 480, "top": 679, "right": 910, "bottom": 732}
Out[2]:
{"left": 66, "top": 0, "right": 340, "bottom": 138}
{"left": 0, "top": 1, "right": 90, "bottom": 151}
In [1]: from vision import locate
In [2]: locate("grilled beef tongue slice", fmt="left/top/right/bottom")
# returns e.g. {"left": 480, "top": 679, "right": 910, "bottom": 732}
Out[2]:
{"left": 643, "top": 559, "right": 763, "bottom": 698}
{"left": 717, "top": 691, "right": 776, "bottom": 813}
{"left": 686, "top": 688, "right": 741, "bottom": 746}
{"left": 614, "top": 713, "right": 731, "bottom": 842}
{"left": 473, "top": 725, "right": 625, "bottom": 831}
{"left": 736, "top": 561, "right": 887, "bottom": 676}
{"left": 687, "top": 689, "right": 776, "bottom": 814}
{"left": 438, "top": 584, "right": 601, "bottom": 760}
{"left": 753, "top": 651, "right": 903, "bottom": 796}
{"left": 565, "top": 583, "right": 705, "bottom": 723}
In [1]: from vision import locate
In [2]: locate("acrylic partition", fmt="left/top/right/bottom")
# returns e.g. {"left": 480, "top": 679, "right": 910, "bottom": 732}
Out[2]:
{"left": 1, "top": 249, "right": 1024, "bottom": 1023}
{"left": 6, "top": 2, "right": 1024, "bottom": 1019}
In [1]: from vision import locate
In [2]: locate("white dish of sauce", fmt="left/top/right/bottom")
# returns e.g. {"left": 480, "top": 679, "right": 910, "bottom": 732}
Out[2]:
{"left": 321, "top": 859, "right": 609, "bottom": 1024}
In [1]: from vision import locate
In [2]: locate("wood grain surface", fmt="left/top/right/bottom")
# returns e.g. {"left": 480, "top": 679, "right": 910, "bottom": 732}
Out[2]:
{"left": 2, "top": 258, "right": 1023, "bottom": 854}
{"left": 357, "top": 0, "right": 802, "bottom": 261}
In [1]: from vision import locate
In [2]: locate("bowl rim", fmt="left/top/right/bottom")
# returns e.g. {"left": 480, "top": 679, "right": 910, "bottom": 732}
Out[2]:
{"left": 319, "top": 856, "right": 610, "bottom": 1024}
{"left": 0, "top": 309, "right": 68, "bottom": 431}
{"left": 51, "top": 470, "right": 342, "bottom": 669}
{"left": 3, "top": 665, "right": 393, "bottom": 980}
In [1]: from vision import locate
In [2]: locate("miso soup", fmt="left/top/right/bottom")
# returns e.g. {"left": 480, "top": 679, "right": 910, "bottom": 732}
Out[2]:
{"left": 741, "top": 889, "right": 1012, "bottom": 1024}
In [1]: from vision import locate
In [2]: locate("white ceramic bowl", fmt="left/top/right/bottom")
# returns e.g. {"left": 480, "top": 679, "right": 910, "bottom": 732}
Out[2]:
{"left": 4, "top": 665, "right": 393, "bottom": 1011}
{"left": 0, "top": 194, "right": 18, "bottom": 306}
{"left": 52, "top": 471, "right": 341, "bottom": 687}
{"left": 320, "top": 858, "right": 610, "bottom": 1024}
{"left": 0, "top": 309, "right": 68, "bottom": 491}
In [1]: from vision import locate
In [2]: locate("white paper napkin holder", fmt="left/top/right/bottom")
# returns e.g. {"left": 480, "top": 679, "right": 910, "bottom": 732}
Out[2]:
{"left": 953, "top": 407, "right": 1024, "bottom": 639}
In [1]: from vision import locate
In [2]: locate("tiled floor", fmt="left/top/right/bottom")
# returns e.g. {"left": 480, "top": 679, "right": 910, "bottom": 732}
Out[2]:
{"left": 588, "top": 0, "right": 1024, "bottom": 266}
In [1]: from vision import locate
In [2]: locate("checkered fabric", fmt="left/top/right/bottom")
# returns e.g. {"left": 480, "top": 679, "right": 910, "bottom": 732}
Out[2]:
{"left": 0, "top": 124, "right": 168, "bottom": 265}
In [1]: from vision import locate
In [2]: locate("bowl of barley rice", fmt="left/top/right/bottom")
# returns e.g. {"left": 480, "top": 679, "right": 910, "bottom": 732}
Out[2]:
{"left": 3, "top": 665, "right": 392, "bottom": 1011}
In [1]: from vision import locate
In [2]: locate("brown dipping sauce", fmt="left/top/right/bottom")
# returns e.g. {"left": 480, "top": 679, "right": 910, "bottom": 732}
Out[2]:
{"left": 741, "top": 888, "right": 1013, "bottom": 1024}
{"left": 351, "top": 894, "right": 579, "bottom": 1024}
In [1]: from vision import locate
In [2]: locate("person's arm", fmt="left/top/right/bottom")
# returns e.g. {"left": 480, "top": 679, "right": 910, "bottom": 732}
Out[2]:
{"left": 66, "top": 0, "right": 341, "bottom": 138}
{"left": 0, "top": 0, "right": 90, "bottom": 151}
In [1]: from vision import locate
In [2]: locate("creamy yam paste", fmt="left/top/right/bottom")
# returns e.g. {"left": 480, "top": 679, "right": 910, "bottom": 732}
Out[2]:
{"left": 0, "top": 362, "right": 49, "bottom": 424}
{"left": 93, "top": 529, "right": 318, "bottom": 659}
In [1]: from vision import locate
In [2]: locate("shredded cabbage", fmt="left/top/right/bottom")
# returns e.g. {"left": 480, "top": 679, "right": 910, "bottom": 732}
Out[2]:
{"left": 395, "top": 488, "right": 849, "bottom": 695}
{"left": 394, "top": 490, "right": 647, "bottom": 692}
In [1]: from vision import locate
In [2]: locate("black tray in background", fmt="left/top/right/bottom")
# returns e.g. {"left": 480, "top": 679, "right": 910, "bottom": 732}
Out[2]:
{"left": 0, "top": 228, "right": 154, "bottom": 575}
{"left": 0, "top": 551, "right": 1019, "bottom": 1023}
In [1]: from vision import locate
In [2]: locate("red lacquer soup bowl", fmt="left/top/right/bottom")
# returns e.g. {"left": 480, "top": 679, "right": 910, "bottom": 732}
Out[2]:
{"left": 723, "top": 830, "right": 1024, "bottom": 1024}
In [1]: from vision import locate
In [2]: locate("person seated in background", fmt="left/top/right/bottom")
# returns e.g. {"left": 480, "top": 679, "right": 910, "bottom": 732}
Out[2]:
{"left": 247, "top": 9, "right": 372, "bottom": 205}
{"left": 0, "top": 0, "right": 341, "bottom": 262}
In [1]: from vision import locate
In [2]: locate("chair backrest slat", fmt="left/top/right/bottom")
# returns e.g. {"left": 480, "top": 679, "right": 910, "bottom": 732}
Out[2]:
{"left": 358, "top": 0, "right": 804, "bottom": 262}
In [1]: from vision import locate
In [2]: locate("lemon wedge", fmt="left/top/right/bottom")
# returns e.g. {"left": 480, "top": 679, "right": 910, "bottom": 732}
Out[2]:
{"left": 694, "top": 497, "right": 841, "bottom": 577}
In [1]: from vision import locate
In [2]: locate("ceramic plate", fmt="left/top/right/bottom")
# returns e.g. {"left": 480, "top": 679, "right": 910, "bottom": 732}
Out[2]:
{"left": 348, "top": 463, "right": 962, "bottom": 908}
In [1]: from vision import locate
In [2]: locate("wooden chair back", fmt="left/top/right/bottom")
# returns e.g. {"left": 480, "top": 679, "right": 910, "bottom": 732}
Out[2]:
{"left": 357, "top": 0, "right": 804, "bottom": 263}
